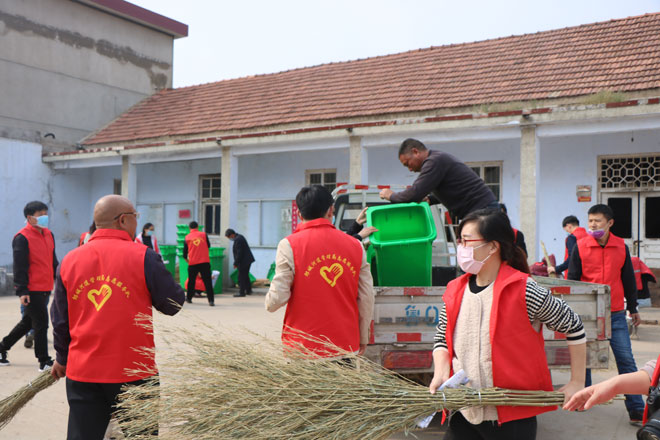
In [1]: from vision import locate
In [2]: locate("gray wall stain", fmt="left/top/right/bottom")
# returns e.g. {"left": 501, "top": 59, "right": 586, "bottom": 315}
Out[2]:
{"left": 0, "top": 10, "right": 171, "bottom": 89}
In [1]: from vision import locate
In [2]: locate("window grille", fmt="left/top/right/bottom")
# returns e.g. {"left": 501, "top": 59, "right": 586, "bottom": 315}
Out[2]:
{"left": 600, "top": 155, "right": 660, "bottom": 190}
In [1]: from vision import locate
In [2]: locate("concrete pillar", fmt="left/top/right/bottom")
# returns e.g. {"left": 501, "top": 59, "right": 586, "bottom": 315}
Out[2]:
{"left": 121, "top": 155, "right": 137, "bottom": 205}
{"left": 220, "top": 146, "right": 238, "bottom": 284}
{"left": 349, "top": 135, "right": 368, "bottom": 184}
{"left": 519, "top": 125, "right": 539, "bottom": 262}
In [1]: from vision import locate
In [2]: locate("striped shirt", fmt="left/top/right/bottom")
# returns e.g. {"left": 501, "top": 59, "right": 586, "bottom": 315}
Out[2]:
{"left": 433, "top": 277, "right": 585, "bottom": 351}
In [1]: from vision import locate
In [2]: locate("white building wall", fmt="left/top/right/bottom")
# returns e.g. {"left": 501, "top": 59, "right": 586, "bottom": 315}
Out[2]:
{"left": 236, "top": 148, "right": 350, "bottom": 277}
{"left": 136, "top": 159, "right": 222, "bottom": 245}
{"left": 538, "top": 128, "right": 660, "bottom": 263}
{"left": 0, "top": 139, "right": 51, "bottom": 267}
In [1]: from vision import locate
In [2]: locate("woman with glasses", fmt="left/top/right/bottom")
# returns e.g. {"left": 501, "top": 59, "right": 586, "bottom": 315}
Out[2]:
{"left": 429, "top": 209, "right": 586, "bottom": 440}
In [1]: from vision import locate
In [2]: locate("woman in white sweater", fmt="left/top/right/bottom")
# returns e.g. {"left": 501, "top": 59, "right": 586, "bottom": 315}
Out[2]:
{"left": 429, "top": 209, "right": 586, "bottom": 440}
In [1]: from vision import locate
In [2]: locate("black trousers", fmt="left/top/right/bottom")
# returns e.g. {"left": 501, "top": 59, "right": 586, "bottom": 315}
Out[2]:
{"left": 66, "top": 377, "right": 158, "bottom": 440}
{"left": 187, "top": 262, "right": 215, "bottom": 303}
{"left": 0, "top": 292, "right": 50, "bottom": 362}
{"left": 444, "top": 411, "right": 537, "bottom": 440}
{"left": 237, "top": 262, "right": 252, "bottom": 295}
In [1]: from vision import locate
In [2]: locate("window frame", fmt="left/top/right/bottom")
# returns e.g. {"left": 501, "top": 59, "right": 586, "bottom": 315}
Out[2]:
{"left": 465, "top": 160, "right": 503, "bottom": 201}
{"left": 305, "top": 168, "right": 337, "bottom": 192}
{"left": 199, "top": 174, "right": 221, "bottom": 235}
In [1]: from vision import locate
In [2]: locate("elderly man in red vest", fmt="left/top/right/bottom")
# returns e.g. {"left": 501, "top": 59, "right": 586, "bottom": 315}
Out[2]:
{"left": 567, "top": 203, "right": 646, "bottom": 424}
{"left": 50, "top": 195, "right": 185, "bottom": 440}
{"left": 266, "top": 185, "right": 374, "bottom": 357}
{"left": 0, "top": 201, "right": 58, "bottom": 370}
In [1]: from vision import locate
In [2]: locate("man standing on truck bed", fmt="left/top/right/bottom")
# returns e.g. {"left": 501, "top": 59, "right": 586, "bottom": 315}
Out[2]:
{"left": 265, "top": 185, "right": 374, "bottom": 357}
{"left": 379, "top": 138, "right": 499, "bottom": 219}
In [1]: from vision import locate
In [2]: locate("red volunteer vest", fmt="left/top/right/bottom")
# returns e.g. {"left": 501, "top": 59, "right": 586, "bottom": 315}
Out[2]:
{"left": 185, "top": 229, "right": 210, "bottom": 265}
{"left": 59, "top": 229, "right": 155, "bottom": 383}
{"left": 283, "top": 218, "right": 363, "bottom": 356}
{"left": 443, "top": 264, "right": 555, "bottom": 424}
{"left": 564, "top": 227, "right": 588, "bottom": 279}
{"left": 577, "top": 233, "right": 626, "bottom": 312}
{"left": 644, "top": 354, "right": 660, "bottom": 424}
{"left": 632, "top": 257, "right": 657, "bottom": 291}
{"left": 15, "top": 224, "right": 55, "bottom": 292}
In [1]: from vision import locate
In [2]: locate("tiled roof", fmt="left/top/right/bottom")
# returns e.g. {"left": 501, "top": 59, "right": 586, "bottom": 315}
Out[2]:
{"left": 84, "top": 13, "right": 660, "bottom": 146}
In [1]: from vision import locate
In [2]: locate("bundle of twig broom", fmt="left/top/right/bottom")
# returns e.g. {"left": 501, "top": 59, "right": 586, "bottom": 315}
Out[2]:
{"left": 113, "top": 327, "right": 566, "bottom": 440}
{"left": 0, "top": 370, "right": 56, "bottom": 430}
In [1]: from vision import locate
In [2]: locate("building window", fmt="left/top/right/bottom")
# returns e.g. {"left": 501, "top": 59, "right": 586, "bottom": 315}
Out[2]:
{"left": 600, "top": 154, "right": 660, "bottom": 190}
{"left": 199, "top": 174, "right": 221, "bottom": 235}
{"left": 306, "top": 169, "right": 337, "bottom": 192}
{"left": 467, "top": 162, "right": 502, "bottom": 201}
{"left": 113, "top": 179, "right": 121, "bottom": 195}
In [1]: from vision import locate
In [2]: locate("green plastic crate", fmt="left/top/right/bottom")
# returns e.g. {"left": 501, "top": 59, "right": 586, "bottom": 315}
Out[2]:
{"left": 367, "top": 203, "right": 437, "bottom": 287}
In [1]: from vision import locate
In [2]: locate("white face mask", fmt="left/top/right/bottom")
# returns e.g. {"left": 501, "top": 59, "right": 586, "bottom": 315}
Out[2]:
{"left": 456, "top": 242, "right": 493, "bottom": 274}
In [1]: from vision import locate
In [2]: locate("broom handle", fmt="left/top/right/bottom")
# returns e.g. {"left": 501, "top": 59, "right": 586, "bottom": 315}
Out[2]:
{"left": 540, "top": 241, "right": 557, "bottom": 278}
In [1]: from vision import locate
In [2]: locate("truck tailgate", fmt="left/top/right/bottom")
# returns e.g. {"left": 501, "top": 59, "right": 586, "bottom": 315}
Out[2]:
{"left": 365, "top": 277, "right": 611, "bottom": 374}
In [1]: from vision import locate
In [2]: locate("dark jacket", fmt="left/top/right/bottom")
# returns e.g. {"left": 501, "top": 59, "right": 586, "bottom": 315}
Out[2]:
{"left": 389, "top": 150, "right": 496, "bottom": 219}
{"left": 232, "top": 233, "right": 255, "bottom": 266}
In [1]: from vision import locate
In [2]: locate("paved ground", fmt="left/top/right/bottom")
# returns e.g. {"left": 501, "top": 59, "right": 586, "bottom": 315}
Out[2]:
{"left": 0, "top": 289, "right": 658, "bottom": 439}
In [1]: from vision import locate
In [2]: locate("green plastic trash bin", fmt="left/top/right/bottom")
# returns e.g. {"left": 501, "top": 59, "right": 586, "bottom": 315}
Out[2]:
{"left": 209, "top": 247, "right": 225, "bottom": 294}
{"left": 266, "top": 262, "right": 276, "bottom": 282}
{"left": 159, "top": 245, "right": 176, "bottom": 278}
{"left": 367, "top": 203, "right": 437, "bottom": 286}
{"left": 177, "top": 249, "right": 188, "bottom": 289}
{"left": 230, "top": 269, "right": 256, "bottom": 286}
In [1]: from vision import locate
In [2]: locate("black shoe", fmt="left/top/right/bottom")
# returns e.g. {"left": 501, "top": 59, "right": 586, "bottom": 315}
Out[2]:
{"left": 39, "top": 358, "right": 53, "bottom": 372}
{"left": 0, "top": 350, "right": 9, "bottom": 366}
{"left": 629, "top": 410, "right": 644, "bottom": 426}
{"left": 246, "top": 291, "right": 253, "bottom": 295}
{"left": 208, "top": 302, "right": 215, "bottom": 307}
{"left": 233, "top": 293, "right": 246, "bottom": 297}
{"left": 24, "top": 333, "right": 34, "bottom": 349}
{"left": 186, "top": 298, "right": 192, "bottom": 304}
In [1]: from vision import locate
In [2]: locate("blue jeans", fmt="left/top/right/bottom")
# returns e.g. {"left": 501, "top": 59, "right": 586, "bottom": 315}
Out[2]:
{"left": 585, "top": 311, "right": 645, "bottom": 414}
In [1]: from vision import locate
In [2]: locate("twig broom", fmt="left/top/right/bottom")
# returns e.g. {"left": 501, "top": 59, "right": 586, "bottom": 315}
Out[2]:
{"left": 113, "top": 328, "right": 567, "bottom": 440}
{"left": 0, "top": 370, "right": 57, "bottom": 430}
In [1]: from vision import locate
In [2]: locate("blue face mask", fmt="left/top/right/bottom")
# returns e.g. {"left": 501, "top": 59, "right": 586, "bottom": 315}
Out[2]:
{"left": 146, "top": 230, "right": 153, "bottom": 237}
{"left": 36, "top": 215, "right": 49, "bottom": 229}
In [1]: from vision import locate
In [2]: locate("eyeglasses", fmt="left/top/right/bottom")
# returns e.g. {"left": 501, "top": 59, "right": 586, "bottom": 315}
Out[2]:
{"left": 113, "top": 212, "right": 140, "bottom": 221}
{"left": 457, "top": 238, "right": 485, "bottom": 245}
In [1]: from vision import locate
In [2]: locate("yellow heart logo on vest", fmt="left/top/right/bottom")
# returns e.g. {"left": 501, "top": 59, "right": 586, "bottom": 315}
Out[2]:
{"left": 320, "top": 263, "right": 344, "bottom": 287}
{"left": 87, "top": 284, "right": 112, "bottom": 311}
{"left": 193, "top": 238, "right": 201, "bottom": 246}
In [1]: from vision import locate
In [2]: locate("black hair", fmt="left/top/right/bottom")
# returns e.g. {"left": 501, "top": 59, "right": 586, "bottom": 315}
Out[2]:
{"left": 562, "top": 215, "right": 580, "bottom": 227}
{"left": 89, "top": 222, "right": 96, "bottom": 234}
{"left": 142, "top": 222, "right": 154, "bottom": 235}
{"left": 499, "top": 203, "right": 508, "bottom": 214}
{"left": 588, "top": 204, "right": 614, "bottom": 221}
{"left": 189, "top": 221, "right": 199, "bottom": 229}
{"left": 295, "top": 185, "right": 333, "bottom": 220}
{"left": 398, "top": 138, "right": 428, "bottom": 156}
{"left": 23, "top": 201, "right": 48, "bottom": 218}
{"left": 225, "top": 228, "right": 236, "bottom": 237}
{"left": 458, "top": 209, "right": 530, "bottom": 274}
